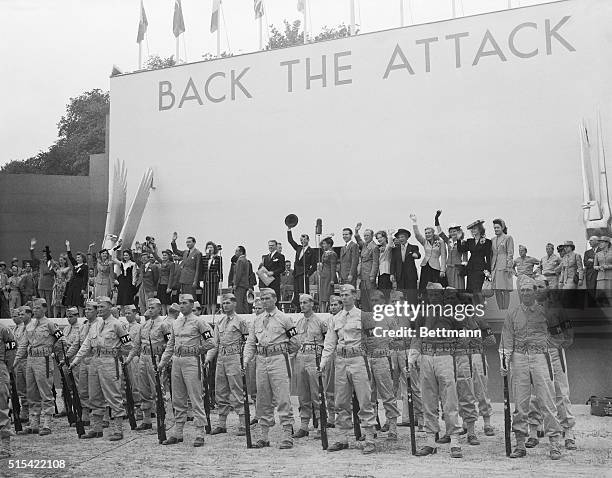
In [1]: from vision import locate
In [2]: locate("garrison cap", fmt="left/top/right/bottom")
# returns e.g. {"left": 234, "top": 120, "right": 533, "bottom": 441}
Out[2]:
{"left": 147, "top": 298, "right": 162, "bottom": 306}
{"left": 179, "top": 294, "right": 194, "bottom": 302}
{"left": 169, "top": 303, "right": 180, "bottom": 313}
{"left": 97, "top": 296, "right": 113, "bottom": 305}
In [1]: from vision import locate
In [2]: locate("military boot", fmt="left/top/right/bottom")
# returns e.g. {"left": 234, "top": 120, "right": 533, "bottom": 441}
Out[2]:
{"left": 108, "top": 418, "right": 124, "bottom": 441}
{"left": 279, "top": 425, "right": 293, "bottom": 449}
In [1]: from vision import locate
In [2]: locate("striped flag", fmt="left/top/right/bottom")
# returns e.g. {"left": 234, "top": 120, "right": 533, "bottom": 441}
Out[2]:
{"left": 254, "top": 0, "right": 264, "bottom": 19}
{"left": 173, "top": 0, "right": 185, "bottom": 38}
{"left": 136, "top": 0, "right": 148, "bottom": 43}
{"left": 210, "top": 0, "right": 221, "bottom": 33}
{"left": 297, "top": 0, "right": 304, "bottom": 12}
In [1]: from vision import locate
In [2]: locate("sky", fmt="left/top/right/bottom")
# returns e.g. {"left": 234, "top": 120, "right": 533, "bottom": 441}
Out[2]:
{"left": 0, "top": 0, "right": 548, "bottom": 167}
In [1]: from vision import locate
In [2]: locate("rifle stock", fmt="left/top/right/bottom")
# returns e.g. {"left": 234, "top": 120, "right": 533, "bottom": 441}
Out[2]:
{"left": 9, "top": 372, "right": 22, "bottom": 432}
{"left": 201, "top": 358, "right": 212, "bottom": 434}
{"left": 240, "top": 339, "right": 252, "bottom": 448}
{"left": 314, "top": 343, "right": 328, "bottom": 450}
{"left": 405, "top": 354, "right": 417, "bottom": 455}
{"left": 352, "top": 392, "right": 361, "bottom": 440}
{"left": 149, "top": 335, "right": 167, "bottom": 444}
{"left": 60, "top": 342, "right": 85, "bottom": 437}
{"left": 120, "top": 355, "right": 137, "bottom": 430}
{"left": 502, "top": 354, "right": 512, "bottom": 457}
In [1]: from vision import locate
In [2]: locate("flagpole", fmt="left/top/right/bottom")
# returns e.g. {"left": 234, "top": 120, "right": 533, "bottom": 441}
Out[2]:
{"left": 349, "top": 0, "right": 356, "bottom": 35}
{"left": 508, "top": 0, "right": 512, "bottom": 8}
{"left": 303, "top": 0, "right": 309, "bottom": 44}
{"left": 452, "top": 0, "right": 456, "bottom": 18}
{"left": 258, "top": 16, "right": 263, "bottom": 50}
{"left": 400, "top": 0, "right": 405, "bottom": 27}
{"left": 138, "top": 41, "right": 142, "bottom": 69}
{"left": 176, "top": 36, "right": 180, "bottom": 63}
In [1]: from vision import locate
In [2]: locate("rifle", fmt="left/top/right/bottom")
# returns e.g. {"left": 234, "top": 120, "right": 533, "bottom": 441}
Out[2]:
{"left": 9, "top": 372, "right": 22, "bottom": 432}
{"left": 352, "top": 392, "right": 362, "bottom": 440}
{"left": 502, "top": 352, "right": 512, "bottom": 457}
{"left": 239, "top": 337, "right": 252, "bottom": 448}
{"left": 60, "top": 342, "right": 85, "bottom": 437}
{"left": 201, "top": 358, "right": 212, "bottom": 434}
{"left": 314, "top": 341, "right": 328, "bottom": 450}
{"left": 53, "top": 353, "right": 76, "bottom": 426}
{"left": 375, "top": 401, "right": 382, "bottom": 430}
{"left": 148, "top": 335, "right": 167, "bottom": 444}
{"left": 404, "top": 352, "right": 417, "bottom": 455}
{"left": 52, "top": 384, "right": 59, "bottom": 415}
{"left": 119, "top": 355, "right": 137, "bottom": 430}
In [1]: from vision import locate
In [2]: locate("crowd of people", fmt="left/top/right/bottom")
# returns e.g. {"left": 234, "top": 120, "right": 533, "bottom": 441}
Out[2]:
{"left": 0, "top": 210, "right": 586, "bottom": 461}
{"left": 2, "top": 210, "right": 609, "bottom": 319}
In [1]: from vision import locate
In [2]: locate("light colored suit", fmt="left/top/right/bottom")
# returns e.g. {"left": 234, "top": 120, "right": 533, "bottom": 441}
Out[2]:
{"left": 338, "top": 241, "right": 359, "bottom": 286}
{"left": 490, "top": 234, "right": 514, "bottom": 290}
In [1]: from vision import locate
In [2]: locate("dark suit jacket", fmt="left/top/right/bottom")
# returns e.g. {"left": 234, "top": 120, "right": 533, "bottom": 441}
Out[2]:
{"left": 232, "top": 255, "right": 252, "bottom": 289}
{"left": 390, "top": 243, "right": 420, "bottom": 288}
{"left": 141, "top": 263, "right": 160, "bottom": 293}
{"left": 201, "top": 255, "right": 223, "bottom": 284}
{"left": 287, "top": 231, "right": 316, "bottom": 278}
{"left": 457, "top": 238, "right": 492, "bottom": 274}
{"left": 584, "top": 248, "right": 598, "bottom": 289}
{"left": 171, "top": 241, "right": 202, "bottom": 285}
{"left": 259, "top": 251, "right": 285, "bottom": 289}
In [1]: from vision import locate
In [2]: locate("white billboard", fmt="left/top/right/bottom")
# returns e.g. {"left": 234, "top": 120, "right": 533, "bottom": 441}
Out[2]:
{"left": 110, "top": 0, "right": 612, "bottom": 264}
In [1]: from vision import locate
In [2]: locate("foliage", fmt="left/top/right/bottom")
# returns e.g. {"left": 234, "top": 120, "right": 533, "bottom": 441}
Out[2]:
{"left": 145, "top": 54, "right": 176, "bottom": 70}
{"left": 266, "top": 20, "right": 356, "bottom": 50}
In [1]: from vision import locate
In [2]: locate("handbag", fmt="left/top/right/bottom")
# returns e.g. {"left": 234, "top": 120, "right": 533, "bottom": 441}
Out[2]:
{"left": 482, "top": 278, "right": 494, "bottom": 298}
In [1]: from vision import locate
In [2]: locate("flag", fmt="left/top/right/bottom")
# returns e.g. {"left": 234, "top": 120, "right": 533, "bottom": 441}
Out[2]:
{"left": 136, "top": 0, "right": 148, "bottom": 43}
{"left": 254, "top": 0, "right": 264, "bottom": 19}
{"left": 173, "top": 0, "right": 185, "bottom": 38}
{"left": 297, "top": 0, "right": 304, "bottom": 13}
{"left": 210, "top": 0, "right": 221, "bottom": 33}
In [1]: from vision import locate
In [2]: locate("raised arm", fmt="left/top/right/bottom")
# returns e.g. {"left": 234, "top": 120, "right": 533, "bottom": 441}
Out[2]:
{"left": 286, "top": 229, "right": 300, "bottom": 251}
{"left": 410, "top": 214, "right": 425, "bottom": 246}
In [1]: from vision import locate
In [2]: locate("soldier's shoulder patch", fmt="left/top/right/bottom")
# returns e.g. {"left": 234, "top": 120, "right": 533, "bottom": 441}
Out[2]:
{"left": 202, "top": 330, "right": 213, "bottom": 340}
{"left": 120, "top": 334, "right": 132, "bottom": 344}
{"left": 5, "top": 340, "right": 16, "bottom": 350}
{"left": 53, "top": 329, "right": 64, "bottom": 340}
{"left": 242, "top": 333, "right": 249, "bottom": 341}
{"left": 285, "top": 327, "right": 298, "bottom": 338}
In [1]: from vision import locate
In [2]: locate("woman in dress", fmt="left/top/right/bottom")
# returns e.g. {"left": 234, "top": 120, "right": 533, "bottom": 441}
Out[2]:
{"left": 317, "top": 237, "right": 338, "bottom": 312}
{"left": 201, "top": 241, "right": 223, "bottom": 316}
{"left": 375, "top": 230, "right": 394, "bottom": 301}
{"left": 594, "top": 236, "right": 612, "bottom": 305}
{"left": 435, "top": 211, "right": 468, "bottom": 290}
{"left": 153, "top": 247, "right": 176, "bottom": 315}
{"left": 457, "top": 220, "right": 492, "bottom": 304}
{"left": 88, "top": 244, "right": 114, "bottom": 299}
{"left": 63, "top": 240, "right": 88, "bottom": 315}
{"left": 52, "top": 253, "right": 71, "bottom": 318}
{"left": 490, "top": 218, "right": 514, "bottom": 310}
{"left": 112, "top": 247, "right": 138, "bottom": 306}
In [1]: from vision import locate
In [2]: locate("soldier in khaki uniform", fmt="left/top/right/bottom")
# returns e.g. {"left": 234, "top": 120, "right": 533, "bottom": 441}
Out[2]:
{"left": 13, "top": 306, "right": 31, "bottom": 424}
{"left": 500, "top": 277, "right": 563, "bottom": 460}
{"left": 124, "top": 305, "right": 143, "bottom": 419}
{"left": 65, "top": 300, "right": 99, "bottom": 428}
{"left": 325, "top": 296, "right": 342, "bottom": 427}
{"left": 244, "top": 288, "right": 298, "bottom": 449}
{"left": 125, "top": 298, "right": 171, "bottom": 431}
{"left": 162, "top": 303, "right": 180, "bottom": 400}
{"left": 320, "top": 285, "right": 377, "bottom": 454}
{"left": 367, "top": 290, "right": 400, "bottom": 441}
{"left": 292, "top": 294, "right": 327, "bottom": 439}
{"left": 14, "top": 298, "right": 65, "bottom": 435}
{"left": 410, "top": 283, "right": 463, "bottom": 458}
{"left": 158, "top": 294, "right": 214, "bottom": 447}
{"left": 204, "top": 293, "right": 249, "bottom": 436}
{"left": 0, "top": 322, "right": 17, "bottom": 458}
{"left": 70, "top": 296, "right": 133, "bottom": 441}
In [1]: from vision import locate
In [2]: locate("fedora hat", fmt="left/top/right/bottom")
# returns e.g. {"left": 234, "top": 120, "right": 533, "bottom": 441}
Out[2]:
{"left": 394, "top": 228, "right": 411, "bottom": 238}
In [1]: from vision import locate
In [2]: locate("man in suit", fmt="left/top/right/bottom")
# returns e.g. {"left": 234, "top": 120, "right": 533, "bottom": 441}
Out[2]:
{"left": 338, "top": 228, "right": 359, "bottom": 287}
{"left": 583, "top": 236, "right": 600, "bottom": 307}
{"left": 355, "top": 223, "right": 379, "bottom": 312}
{"left": 258, "top": 240, "right": 285, "bottom": 300}
{"left": 287, "top": 228, "right": 316, "bottom": 308}
{"left": 170, "top": 233, "right": 202, "bottom": 295}
{"left": 29, "top": 238, "right": 55, "bottom": 307}
{"left": 138, "top": 253, "right": 160, "bottom": 313}
{"left": 390, "top": 228, "right": 421, "bottom": 304}
{"left": 230, "top": 246, "right": 254, "bottom": 314}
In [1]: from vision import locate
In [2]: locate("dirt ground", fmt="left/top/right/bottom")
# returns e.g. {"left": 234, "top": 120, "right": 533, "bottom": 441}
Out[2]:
{"left": 3, "top": 402, "right": 611, "bottom": 478}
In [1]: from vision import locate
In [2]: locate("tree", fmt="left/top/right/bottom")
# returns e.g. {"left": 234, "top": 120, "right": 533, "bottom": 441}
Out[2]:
{"left": 266, "top": 20, "right": 356, "bottom": 50}
{"left": 145, "top": 54, "right": 176, "bottom": 70}
{"left": 1, "top": 89, "right": 109, "bottom": 175}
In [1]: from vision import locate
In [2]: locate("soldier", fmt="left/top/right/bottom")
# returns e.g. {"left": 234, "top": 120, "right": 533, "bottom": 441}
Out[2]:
{"left": 13, "top": 306, "right": 31, "bottom": 424}
{"left": 162, "top": 303, "right": 180, "bottom": 400}
{"left": 204, "top": 293, "right": 249, "bottom": 435}
{"left": 325, "top": 295, "right": 343, "bottom": 427}
{"left": 13, "top": 298, "right": 65, "bottom": 435}
{"left": 527, "top": 278, "right": 577, "bottom": 450}
{"left": 410, "top": 283, "right": 463, "bottom": 458}
{"left": 65, "top": 300, "right": 99, "bottom": 429}
{"left": 320, "top": 284, "right": 377, "bottom": 454}
{"left": 500, "top": 277, "right": 564, "bottom": 460}
{"left": 0, "top": 322, "right": 17, "bottom": 458}
{"left": 243, "top": 288, "right": 298, "bottom": 449}
{"left": 158, "top": 294, "right": 214, "bottom": 447}
{"left": 124, "top": 305, "right": 143, "bottom": 420}
{"left": 70, "top": 296, "right": 133, "bottom": 441}
{"left": 292, "top": 294, "right": 327, "bottom": 440}
{"left": 367, "top": 290, "right": 400, "bottom": 441}
{"left": 125, "top": 298, "right": 171, "bottom": 432}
